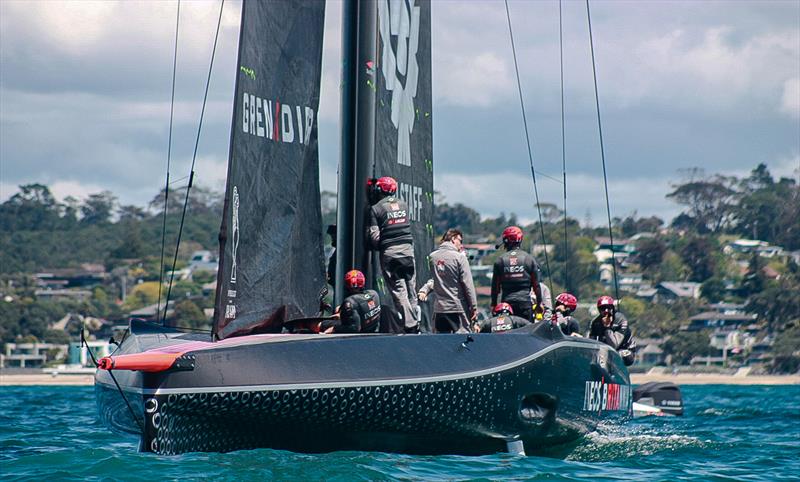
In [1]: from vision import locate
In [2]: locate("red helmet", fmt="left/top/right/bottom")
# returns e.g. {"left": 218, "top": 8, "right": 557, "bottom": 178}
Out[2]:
{"left": 597, "top": 295, "right": 616, "bottom": 310}
{"left": 502, "top": 226, "right": 524, "bottom": 245}
{"left": 344, "top": 270, "right": 366, "bottom": 290}
{"left": 374, "top": 176, "right": 398, "bottom": 195}
{"left": 493, "top": 302, "right": 514, "bottom": 316}
{"left": 555, "top": 292, "right": 578, "bottom": 311}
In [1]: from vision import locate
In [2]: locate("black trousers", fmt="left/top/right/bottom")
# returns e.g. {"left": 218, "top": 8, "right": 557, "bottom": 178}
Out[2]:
{"left": 506, "top": 300, "right": 532, "bottom": 322}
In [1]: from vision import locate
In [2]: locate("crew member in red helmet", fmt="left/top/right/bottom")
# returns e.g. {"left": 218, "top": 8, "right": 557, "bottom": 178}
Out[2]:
{"left": 589, "top": 296, "right": 636, "bottom": 365}
{"left": 367, "top": 176, "right": 419, "bottom": 333}
{"left": 473, "top": 303, "right": 531, "bottom": 333}
{"left": 553, "top": 292, "right": 581, "bottom": 336}
{"left": 491, "top": 226, "right": 543, "bottom": 322}
{"left": 321, "top": 270, "right": 381, "bottom": 334}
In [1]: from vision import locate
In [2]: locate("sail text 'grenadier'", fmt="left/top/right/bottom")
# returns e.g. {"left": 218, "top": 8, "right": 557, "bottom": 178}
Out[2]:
{"left": 491, "top": 226, "right": 543, "bottom": 322}
{"left": 367, "top": 176, "right": 419, "bottom": 333}
{"left": 589, "top": 296, "right": 636, "bottom": 365}
{"left": 321, "top": 270, "right": 381, "bottom": 334}
{"left": 418, "top": 229, "right": 477, "bottom": 333}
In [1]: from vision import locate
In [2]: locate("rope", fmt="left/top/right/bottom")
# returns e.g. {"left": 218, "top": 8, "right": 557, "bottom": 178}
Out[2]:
{"left": 81, "top": 327, "right": 144, "bottom": 433}
{"left": 157, "top": 0, "right": 181, "bottom": 325}
{"left": 163, "top": 0, "right": 226, "bottom": 323}
{"left": 558, "top": 0, "right": 569, "bottom": 291}
{"left": 585, "top": 0, "right": 620, "bottom": 300}
{"left": 503, "top": 0, "right": 554, "bottom": 296}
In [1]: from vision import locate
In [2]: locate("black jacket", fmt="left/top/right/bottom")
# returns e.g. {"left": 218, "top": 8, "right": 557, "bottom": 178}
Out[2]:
{"left": 491, "top": 249, "right": 540, "bottom": 305}
{"left": 476, "top": 314, "right": 531, "bottom": 333}
{"left": 589, "top": 312, "right": 636, "bottom": 364}
{"left": 322, "top": 290, "right": 381, "bottom": 333}
{"left": 368, "top": 196, "right": 413, "bottom": 250}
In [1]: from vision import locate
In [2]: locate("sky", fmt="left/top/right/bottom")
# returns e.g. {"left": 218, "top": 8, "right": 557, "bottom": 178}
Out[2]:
{"left": 1, "top": 0, "right": 798, "bottom": 226}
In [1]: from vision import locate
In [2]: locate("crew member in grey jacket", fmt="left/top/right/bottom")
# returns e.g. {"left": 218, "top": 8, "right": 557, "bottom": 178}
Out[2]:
{"left": 417, "top": 229, "right": 477, "bottom": 333}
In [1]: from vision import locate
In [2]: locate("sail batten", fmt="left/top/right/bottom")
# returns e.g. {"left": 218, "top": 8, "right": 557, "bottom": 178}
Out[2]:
{"left": 213, "top": 0, "right": 327, "bottom": 340}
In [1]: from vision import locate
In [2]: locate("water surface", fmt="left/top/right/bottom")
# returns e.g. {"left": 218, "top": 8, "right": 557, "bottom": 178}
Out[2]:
{"left": 2, "top": 385, "right": 797, "bottom": 480}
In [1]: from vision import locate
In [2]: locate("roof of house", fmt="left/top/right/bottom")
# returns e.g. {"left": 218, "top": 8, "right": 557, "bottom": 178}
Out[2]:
{"left": 689, "top": 311, "right": 757, "bottom": 322}
{"left": 658, "top": 282, "right": 701, "bottom": 297}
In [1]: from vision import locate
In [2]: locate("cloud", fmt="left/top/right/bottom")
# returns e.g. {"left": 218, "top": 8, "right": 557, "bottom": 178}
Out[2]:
{"left": 436, "top": 171, "right": 678, "bottom": 227}
{"left": 1, "top": 0, "right": 798, "bottom": 225}
{"left": 781, "top": 77, "right": 800, "bottom": 119}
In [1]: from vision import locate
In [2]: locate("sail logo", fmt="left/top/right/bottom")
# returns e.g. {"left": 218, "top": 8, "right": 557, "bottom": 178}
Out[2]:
{"left": 241, "top": 92, "right": 315, "bottom": 145}
{"left": 397, "top": 182, "right": 422, "bottom": 222}
{"left": 378, "top": 0, "right": 421, "bottom": 167}
{"left": 583, "top": 380, "right": 631, "bottom": 412}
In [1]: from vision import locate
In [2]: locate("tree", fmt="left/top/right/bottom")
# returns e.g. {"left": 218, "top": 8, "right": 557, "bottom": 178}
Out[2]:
{"left": 701, "top": 277, "right": 726, "bottom": 303}
{"left": 662, "top": 332, "right": 712, "bottom": 365}
{"left": 666, "top": 168, "right": 736, "bottom": 233}
{"left": 0, "top": 183, "right": 61, "bottom": 231}
{"left": 636, "top": 238, "right": 666, "bottom": 273}
{"left": 434, "top": 203, "right": 480, "bottom": 235}
{"left": 81, "top": 191, "right": 117, "bottom": 225}
{"left": 680, "top": 236, "right": 718, "bottom": 283}
{"left": 172, "top": 300, "right": 208, "bottom": 329}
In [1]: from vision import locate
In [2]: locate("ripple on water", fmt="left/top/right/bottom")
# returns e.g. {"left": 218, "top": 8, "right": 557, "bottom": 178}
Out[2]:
{"left": 1, "top": 385, "right": 798, "bottom": 480}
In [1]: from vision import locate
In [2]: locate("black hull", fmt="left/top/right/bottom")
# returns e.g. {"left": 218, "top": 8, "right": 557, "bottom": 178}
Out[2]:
{"left": 96, "top": 321, "right": 631, "bottom": 455}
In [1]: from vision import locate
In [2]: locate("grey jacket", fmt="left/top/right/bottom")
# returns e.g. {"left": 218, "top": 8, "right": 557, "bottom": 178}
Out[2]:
{"left": 419, "top": 241, "right": 477, "bottom": 314}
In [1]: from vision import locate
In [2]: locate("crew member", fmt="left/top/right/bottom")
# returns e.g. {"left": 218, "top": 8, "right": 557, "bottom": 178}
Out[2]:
{"left": 418, "top": 229, "right": 477, "bottom": 333}
{"left": 491, "top": 226, "right": 543, "bottom": 322}
{"left": 534, "top": 281, "right": 553, "bottom": 322}
{"left": 473, "top": 303, "right": 531, "bottom": 333}
{"left": 326, "top": 224, "right": 337, "bottom": 287}
{"left": 553, "top": 292, "right": 581, "bottom": 336}
{"left": 367, "top": 176, "right": 419, "bottom": 333}
{"left": 588, "top": 296, "right": 636, "bottom": 365}
{"left": 320, "top": 270, "right": 381, "bottom": 334}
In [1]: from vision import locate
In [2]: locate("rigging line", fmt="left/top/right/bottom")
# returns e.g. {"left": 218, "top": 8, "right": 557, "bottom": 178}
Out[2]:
{"left": 585, "top": 0, "right": 620, "bottom": 301}
{"left": 503, "top": 0, "right": 554, "bottom": 297}
{"left": 158, "top": 0, "right": 182, "bottom": 325}
{"left": 558, "top": 0, "right": 569, "bottom": 291}
{"left": 163, "top": 0, "right": 225, "bottom": 324}
{"left": 81, "top": 327, "right": 144, "bottom": 432}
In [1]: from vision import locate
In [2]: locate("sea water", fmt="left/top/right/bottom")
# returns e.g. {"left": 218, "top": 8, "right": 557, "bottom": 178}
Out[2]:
{"left": 1, "top": 385, "right": 797, "bottom": 480}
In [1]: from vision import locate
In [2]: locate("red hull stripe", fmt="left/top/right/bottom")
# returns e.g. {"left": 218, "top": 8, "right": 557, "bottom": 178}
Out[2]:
{"left": 97, "top": 333, "right": 291, "bottom": 373}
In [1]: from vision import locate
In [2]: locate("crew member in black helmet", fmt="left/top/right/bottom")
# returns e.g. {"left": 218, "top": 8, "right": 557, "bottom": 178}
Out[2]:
{"left": 367, "top": 176, "right": 419, "bottom": 333}
{"left": 491, "top": 226, "right": 543, "bottom": 322}
{"left": 589, "top": 296, "right": 636, "bottom": 366}
{"left": 320, "top": 270, "right": 381, "bottom": 334}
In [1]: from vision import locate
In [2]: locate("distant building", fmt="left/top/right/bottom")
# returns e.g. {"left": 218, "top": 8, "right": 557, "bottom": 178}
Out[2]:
{"left": 35, "top": 263, "right": 107, "bottom": 289}
{"left": 655, "top": 282, "right": 701, "bottom": 302}
{"left": 1, "top": 343, "right": 68, "bottom": 368}
{"left": 723, "top": 239, "right": 785, "bottom": 259}
{"left": 635, "top": 338, "right": 668, "bottom": 366}
{"left": 683, "top": 311, "right": 757, "bottom": 331}
{"left": 463, "top": 244, "right": 495, "bottom": 264}
{"left": 34, "top": 289, "right": 93, "bottom": 301}
{"left": 189, "top": 250, "right": 218, "bottom": 273}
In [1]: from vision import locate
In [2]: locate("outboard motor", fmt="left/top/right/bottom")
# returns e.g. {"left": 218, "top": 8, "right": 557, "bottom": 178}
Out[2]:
{"left": 633, "top": 381, "right": 684, "bottom": 417}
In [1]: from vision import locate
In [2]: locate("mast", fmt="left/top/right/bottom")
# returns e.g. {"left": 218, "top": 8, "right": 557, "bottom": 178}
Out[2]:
{"left": 335, "top": 0, "right": 377, "bottom": 306}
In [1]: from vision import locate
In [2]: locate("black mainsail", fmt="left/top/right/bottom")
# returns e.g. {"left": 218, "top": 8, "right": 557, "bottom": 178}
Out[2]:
{"left": 213, "top": 0, "right": 327, "bottom": 340}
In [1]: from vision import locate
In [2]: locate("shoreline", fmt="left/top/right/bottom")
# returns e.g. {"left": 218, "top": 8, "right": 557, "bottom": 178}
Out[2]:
{"left": 631, "top": 373, "right": 800, "bottom": 385}
{"left": 2, "top": 372, "right": 798, "bottom": 387}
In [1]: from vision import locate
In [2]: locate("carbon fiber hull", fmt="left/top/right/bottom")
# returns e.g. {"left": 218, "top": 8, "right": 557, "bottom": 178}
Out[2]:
{"left": 96, "top": 320, "right": 631, "bottom": 455}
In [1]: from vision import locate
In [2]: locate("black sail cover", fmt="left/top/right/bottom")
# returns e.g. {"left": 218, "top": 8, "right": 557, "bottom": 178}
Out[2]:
{"left": 213, "top": 0, "right": 326, "bottom": 340}
{"left": 374, "top": 0, "right": 434, "bottom": 330}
